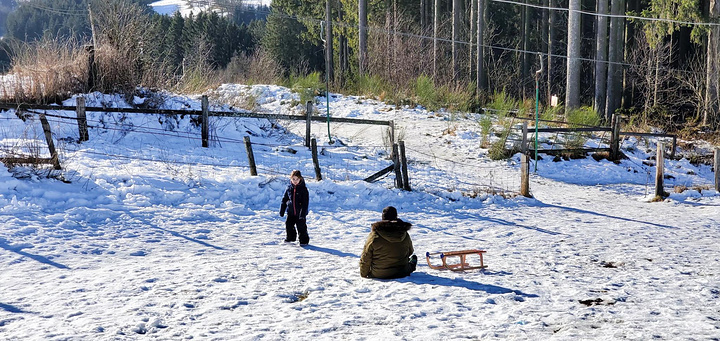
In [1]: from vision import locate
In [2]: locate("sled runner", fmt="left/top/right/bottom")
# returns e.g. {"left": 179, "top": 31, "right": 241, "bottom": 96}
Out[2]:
{"left": 425, "top": 249, "right": 487, "bottom": 271}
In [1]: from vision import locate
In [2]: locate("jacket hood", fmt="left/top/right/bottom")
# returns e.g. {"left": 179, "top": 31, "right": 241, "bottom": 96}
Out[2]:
{"left": 371, "top": 219, "right": 412, "bottom": 242}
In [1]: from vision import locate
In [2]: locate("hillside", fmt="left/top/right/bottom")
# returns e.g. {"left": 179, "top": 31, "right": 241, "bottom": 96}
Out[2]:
{"left": 0, "top": 85, "right": 718, "bottom": 340}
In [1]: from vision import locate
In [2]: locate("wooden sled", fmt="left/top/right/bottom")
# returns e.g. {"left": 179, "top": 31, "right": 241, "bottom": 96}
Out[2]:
{"left": 425, "top": 249, "right": 487, "bottom": 271}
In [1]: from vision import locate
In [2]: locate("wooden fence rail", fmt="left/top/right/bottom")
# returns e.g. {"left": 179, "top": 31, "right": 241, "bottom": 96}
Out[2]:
{"left": 518, "top": 116, "right": 677, "bottom": 160}
{"left": 0, "top": 97, "right": 394, "bottom": 149}
{"left": 0, "top": 97, "right": 399, "bottom": 180}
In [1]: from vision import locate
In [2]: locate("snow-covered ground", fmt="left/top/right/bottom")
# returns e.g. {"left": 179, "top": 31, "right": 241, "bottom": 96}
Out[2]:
{"left": 0, "top": 85, "right": 719, "bottom": 340}
{"left": 150, "top": 0, "right": 271, "bottom": 17}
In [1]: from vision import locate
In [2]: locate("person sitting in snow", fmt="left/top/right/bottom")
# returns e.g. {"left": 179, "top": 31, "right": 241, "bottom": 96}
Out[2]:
{"left": 360, "top": 206, "right": 417, "bottom": 279}
{"left": 280, "top": 170, "right": 310, "bottom": 245}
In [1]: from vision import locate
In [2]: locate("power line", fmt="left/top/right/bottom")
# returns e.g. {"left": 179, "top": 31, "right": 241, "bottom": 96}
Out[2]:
{"left": 491, "top": 0, "right": 717, "bottom": 27}
{"left": 233, "top": 4, "right": 709, "bottom": 75}
{"left": 20, "top": 2, "right": 88, "bottom": 16}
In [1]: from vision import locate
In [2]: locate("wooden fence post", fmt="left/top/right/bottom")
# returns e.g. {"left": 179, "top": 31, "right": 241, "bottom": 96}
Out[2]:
{"left": 311, "top": 138, "right": 322, "bottom": 181}
{"left": 715, "top": 147, "right": 719, "bottom": 192}
{"left": 390, "top": 120, "right": 396, "bottom": 145}
{"left": 655, "top": 142, "right": 664, "bottom": 198}
{"left": 520, "top": 153, "right": 531, "bottom": 197}
{"left": 85, "top": 45, "right": 96, "bottom": 92}
{"left": 306, "top": 101, "right": 313, "bottom": 148}
{"left": 399, "top": 140, "right": 410, "bottom": 191}
{"left": 610, "top": 114, "right": 620, "bottom": 161}
{"left": 521, "top": 122, "right": 528, "bottom": 154}
{"left": 38, "top": 113, "right": 61, "bottom": 170}
{"left": 244, "top": 136, "right": 257, "bottom": 176}
{"left": 670, "top": 136, "right": 677, "bottom": 159}
{"left": 76, "top": 96, "right": 89, "bottom": 142}
{"left": 392, "top": 143, "right": 403, "bottom": 189}
{"left": 201, "top": 95, "right": 209, "bottom": 148}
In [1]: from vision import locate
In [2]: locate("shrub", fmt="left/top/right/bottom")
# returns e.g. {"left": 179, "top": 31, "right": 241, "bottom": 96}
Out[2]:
{"left": 289, "top": 72, "right": 323, "bottom": 105}
{"left": 566, "top": 106, "right": 600, "bottom": 126}
{"left": 486, "top": 90, "right": 518, "bottom": 119}
{"left": 348, "top": 74, "right": 393, "bottom": 99}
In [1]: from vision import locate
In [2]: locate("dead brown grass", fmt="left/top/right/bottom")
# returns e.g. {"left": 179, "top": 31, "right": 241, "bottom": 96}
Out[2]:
{"left": 7, "top": 37, "right": 86, "bottom": 103}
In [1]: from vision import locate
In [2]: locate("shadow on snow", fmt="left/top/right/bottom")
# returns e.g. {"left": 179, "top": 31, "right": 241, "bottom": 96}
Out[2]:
{"left": 398, "top": 272, "right": 538, "bottom": 298}
{"left": 0, "top": 238, "right": 70, "bottom": 270}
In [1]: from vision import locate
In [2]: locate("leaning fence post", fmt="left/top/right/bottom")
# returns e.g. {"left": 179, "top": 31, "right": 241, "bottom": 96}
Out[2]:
{"left": 399, "top": 141, "right": 410, "bottom": 191}
{"left": 714, "top": 147, "right": 719, "bottom": 192}
{"left": 655, "top": 142, "right": 665, "bottom": 198}
{"left": 311, "top": 138, "right": 322, "bottom": 181}
{"left": 520, "top": 153, "right": 531, "bottom": 197}
{"left": 392, "top": 143, "right": 403, "bottom": 189}
{"left": 38, "top": 113, "right": 61, "bottom": 170}
{"left": 201, "top": 95, "right": 209, "bottom": 148}
{"left": 244, "top": 136, "right": 257, "bottom": 176}
{"left": 306, "top": 101, "right": 313, "bottom": 148}
{"left": 76, "top": 96, "right": 89, "bottom": 142}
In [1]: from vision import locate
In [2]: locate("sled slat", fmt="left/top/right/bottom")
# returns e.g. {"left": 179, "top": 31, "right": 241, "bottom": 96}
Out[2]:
{"left": 425, "top": 249, "right": 487, "bottom": 271}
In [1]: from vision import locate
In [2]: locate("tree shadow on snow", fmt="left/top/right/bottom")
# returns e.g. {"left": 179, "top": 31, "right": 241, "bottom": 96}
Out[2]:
{"left": 302, "top": 245, "right": 358, "bottom": 258}
{"left": 539, "top": 202, "right": 679, "bottom": 229}
{"left": 399, "top": 272, "right": 538, "bottom": 298}
{"left": 0, "top": 238, "right": 70, "bottom": 269}
{"left": 0, "top": 302, "right": 34, "bottom": 314}
{"left": 147, "top": 224, "right": 225, "bottom": 250}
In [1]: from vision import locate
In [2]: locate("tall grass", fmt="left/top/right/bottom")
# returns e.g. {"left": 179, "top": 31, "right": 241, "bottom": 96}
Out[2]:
{"left": 6, "top": 37, "right": 86, "bottom": 103}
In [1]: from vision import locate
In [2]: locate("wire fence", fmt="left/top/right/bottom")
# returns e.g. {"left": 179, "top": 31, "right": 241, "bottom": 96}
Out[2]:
{"left": 0, "top": 105, "right": 528, "bottom": 198}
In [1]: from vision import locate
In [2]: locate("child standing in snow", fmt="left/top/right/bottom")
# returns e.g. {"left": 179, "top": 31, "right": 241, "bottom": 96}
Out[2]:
{"left": 359, "top": 206, "right": 417, "bottom": 279}
{"left": 280, "top": 170, "right": 310, "bottom": 245}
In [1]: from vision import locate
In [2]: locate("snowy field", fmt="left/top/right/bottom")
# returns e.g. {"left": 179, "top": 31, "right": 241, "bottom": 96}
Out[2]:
{"left": 0, "top": 85, "right": 719, "bottom": 340}
{"left": 150, "top": 0, "right": 271, "bottom": 17}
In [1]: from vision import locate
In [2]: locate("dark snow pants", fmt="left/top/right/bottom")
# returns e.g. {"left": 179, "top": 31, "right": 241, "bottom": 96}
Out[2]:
{"left": 285, "top": 215, "right": 309, "bottom": 244}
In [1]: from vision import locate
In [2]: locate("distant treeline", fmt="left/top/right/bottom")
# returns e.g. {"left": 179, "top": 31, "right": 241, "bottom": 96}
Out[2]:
{"left": 0, "top": 0, "right": 269, "bottom": 75}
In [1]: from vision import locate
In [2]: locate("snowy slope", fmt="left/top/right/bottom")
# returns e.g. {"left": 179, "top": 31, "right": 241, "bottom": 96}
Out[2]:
{"left": 0, "top": 85, "right": 718, "bottom": 340}
{"left": 150, "top": 0, "right": 271, "bottom": 17}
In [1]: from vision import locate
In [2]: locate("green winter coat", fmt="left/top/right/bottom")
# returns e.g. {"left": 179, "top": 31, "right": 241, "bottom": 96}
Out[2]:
{"left": 359, "top": 219, "right": 415, "bottom": 279}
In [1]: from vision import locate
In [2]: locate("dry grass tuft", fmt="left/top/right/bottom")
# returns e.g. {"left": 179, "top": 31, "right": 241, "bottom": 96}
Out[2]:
{"left": 7, "top": 37, "right": 86, "bottom": 103}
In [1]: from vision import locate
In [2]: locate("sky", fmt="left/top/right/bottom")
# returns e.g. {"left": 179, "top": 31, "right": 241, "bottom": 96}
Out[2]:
{"left": 0, "top": 84, "right": 719, "bottom": 340}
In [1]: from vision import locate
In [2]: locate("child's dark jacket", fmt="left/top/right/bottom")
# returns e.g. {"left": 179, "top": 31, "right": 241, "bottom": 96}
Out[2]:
{"left": 281, "top": 179, "right": 309, "bottom": 218}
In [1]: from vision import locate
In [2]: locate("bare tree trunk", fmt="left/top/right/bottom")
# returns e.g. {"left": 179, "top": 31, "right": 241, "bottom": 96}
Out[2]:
{"left": 452, "top": 0, "right": 461, "bottom": 81}
{"left": 565, "top": 0, "right": 582, "bottom": 110}
{"left": 325, "top": 0, "right": 334, "bottom": 83}
{"left": 359, "top": 0, "right": 367, "bottom": 75}
{"left": 469, "top": 0, "right": 476, "bottom": 78}
{"left": 605, "top": 0, "right": 625, "bottom": 121}
{"left": 547, "top": 0, "right": 556, "bottom": 101}
{"left": 477, "top": 0, "right": 486, "bottom": 92}
{"left": 421, "top": 0, "right": 426, "bottom": 33}
{"left": 705, "top": 0, "right": 720, "bottom": 127}
{"left": 433, "top": 0, "right": 440, "bottom": 81}
{"left": 338, "top": 7, "right": 347, "bottom": 86}
{"left": 393, "top": 0, "right": 397, "bottom": 78}
{"left": 522, "top": 0, "right": 530, "bottom": 96}
{"left": 541, "top": 0, "right": 549, "bottom": 101}
{"left": 594, "top": 0, "right": 609, "bottom": 119}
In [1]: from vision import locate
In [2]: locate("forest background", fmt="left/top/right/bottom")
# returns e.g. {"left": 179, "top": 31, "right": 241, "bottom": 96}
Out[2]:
{"left": 0, "top": 0, "right": 719, "bottom": 141}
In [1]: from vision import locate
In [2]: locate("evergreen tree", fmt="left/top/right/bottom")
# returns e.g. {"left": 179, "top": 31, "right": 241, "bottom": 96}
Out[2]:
{"left": 0, "top": 0, "right": 17, "bottom": 37}
{"left": 262, "top": 6, "right": 323, "bottom": 74}
{"left": 6, "top": 0, "right": 91, "bottom": 42}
